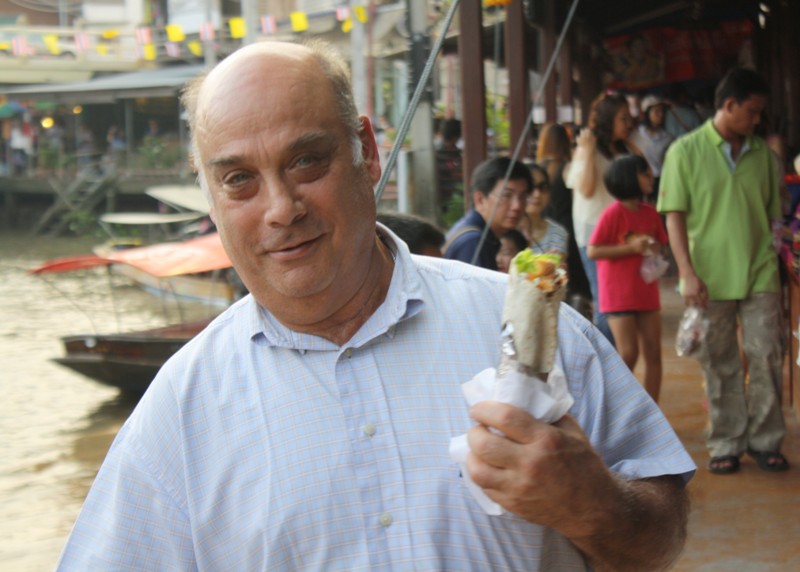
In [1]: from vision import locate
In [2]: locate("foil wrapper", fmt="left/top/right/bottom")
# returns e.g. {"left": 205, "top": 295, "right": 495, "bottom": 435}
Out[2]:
{"left": 498, "top": 322, "right": 540, "bottom": 380}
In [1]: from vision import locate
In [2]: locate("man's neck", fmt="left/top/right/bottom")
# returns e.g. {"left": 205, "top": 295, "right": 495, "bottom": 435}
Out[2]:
{"left": 267, "top": 236, "right": 395, "bottom": 346}
{"left": 712, "top": 113, "right": 746, "bottom": 155}
{"left": 713, "top": 113, "right": 745, "bottom": 147}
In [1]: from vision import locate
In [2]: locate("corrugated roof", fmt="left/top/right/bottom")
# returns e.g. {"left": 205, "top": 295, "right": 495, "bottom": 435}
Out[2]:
{"left": 0, "top": 64, "right": 206, "bottom": 103}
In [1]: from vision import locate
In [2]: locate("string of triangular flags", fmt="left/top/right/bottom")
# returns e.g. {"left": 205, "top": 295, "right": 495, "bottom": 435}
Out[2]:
{"left": 155, "top": 7, "right": 370, "bottom": 60}
{"left": 6, "top": 6, "right": 371, "bottom": 60}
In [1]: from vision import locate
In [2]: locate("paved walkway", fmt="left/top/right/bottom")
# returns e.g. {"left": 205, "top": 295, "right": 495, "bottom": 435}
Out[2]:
{"left": 646, "top": 280, "right": 799, "bottom": 571}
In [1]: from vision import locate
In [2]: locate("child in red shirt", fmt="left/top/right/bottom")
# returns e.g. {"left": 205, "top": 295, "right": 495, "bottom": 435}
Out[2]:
{"left": 588, "top": 155, "right": 667, "bottom": 402}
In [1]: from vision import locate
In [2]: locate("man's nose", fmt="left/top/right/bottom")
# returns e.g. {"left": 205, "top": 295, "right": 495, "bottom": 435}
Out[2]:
{"left": 509, "top": 194, "right": 526, "bottom": 209}
{"left": 262, "top": 177, "right": 306, "bottom": 226}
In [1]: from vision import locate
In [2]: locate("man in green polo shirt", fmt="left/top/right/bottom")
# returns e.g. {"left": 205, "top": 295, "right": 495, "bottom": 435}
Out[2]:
{"left": 658, "top": 68, "right": 788, "bottom": 475}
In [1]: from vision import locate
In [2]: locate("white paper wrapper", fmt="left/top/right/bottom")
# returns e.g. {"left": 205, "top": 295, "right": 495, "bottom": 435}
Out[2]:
{"left": 448, "top": 365, "right": 574, "bottom": 515}
{"left": 501, "top": 263, "right": 566, "bottom": 373}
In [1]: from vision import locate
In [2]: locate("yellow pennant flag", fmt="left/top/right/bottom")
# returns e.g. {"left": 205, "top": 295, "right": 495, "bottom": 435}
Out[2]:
{"left": 96, "top": 44, "right": 109, "bottom": 56}
{"left": 43, "top": 35, "right": 61, "bottom": 55}
{"left": 187, "top": 40, "right": 203, "bottom": 57}
{"left": 143, "top": 44, "right": 157, "bottom": 61}
{"left": 353, "top": 6, "right": 368, "bottom": 23}
{"left": 342, "top": 17, "right": 353, "bottom": 33}
{"left": 290, "top": 12, "right": 309, "bottom": 32}
{"left": 165, "top": 24, "right": 185, "bottom": 43}
{"left": 229, "top": 17, "right": 246, "bottom": 39}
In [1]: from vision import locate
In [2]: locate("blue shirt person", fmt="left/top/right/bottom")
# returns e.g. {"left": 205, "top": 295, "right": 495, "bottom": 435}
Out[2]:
{"left": 57, "top": 40, "right": 694, "bottom": 571}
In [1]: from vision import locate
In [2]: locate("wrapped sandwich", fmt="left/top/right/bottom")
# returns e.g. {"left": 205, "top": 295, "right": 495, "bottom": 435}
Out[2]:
{"left": 449, "top": 248, "right": 573, "bottom": 514}
{"left": 499, "top": 250, "right": 568, "bottom": 378}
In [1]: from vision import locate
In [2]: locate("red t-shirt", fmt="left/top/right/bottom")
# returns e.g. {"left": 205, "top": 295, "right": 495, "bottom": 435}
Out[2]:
{"left": 590, "top": 201, "right": 668, "bottom": 313}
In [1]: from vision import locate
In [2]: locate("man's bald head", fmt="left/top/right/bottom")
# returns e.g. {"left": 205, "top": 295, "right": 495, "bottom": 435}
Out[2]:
{"left": 181, "top": 40, "right": 363, "bottom": 174}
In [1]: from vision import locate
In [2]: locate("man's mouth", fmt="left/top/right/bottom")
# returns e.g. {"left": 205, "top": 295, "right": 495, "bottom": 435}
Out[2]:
{"left": 268, "top": 236, "right": 319, "bottom": 261}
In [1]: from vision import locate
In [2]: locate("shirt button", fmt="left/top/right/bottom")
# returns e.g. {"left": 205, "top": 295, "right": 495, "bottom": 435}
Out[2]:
{"left": 379, "top": 512, "right": 393, "bottom": 527}
{"left": 362, "top": 423, "right": 377, "bottom": 437}
{"left": 344, "top": 348, "right": 353, "bottom": 358}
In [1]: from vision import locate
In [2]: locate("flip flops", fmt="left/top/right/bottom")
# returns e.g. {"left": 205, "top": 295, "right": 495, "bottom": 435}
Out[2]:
{"left": 746, "top": 449, "right": 790, "bottom": 472}
{"left": 708, "top": 455, "right": 740, "bottom": 475}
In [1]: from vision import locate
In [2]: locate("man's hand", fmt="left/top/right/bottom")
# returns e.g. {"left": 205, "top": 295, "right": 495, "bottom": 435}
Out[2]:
{"left": 466, "top": 401, "right": 689, "bottom": 571}
{"left": 681, "top": 272, "right": 708, "bottom": 308}
{"left": 466, "top": 403, "right": 618, "bottom": 537}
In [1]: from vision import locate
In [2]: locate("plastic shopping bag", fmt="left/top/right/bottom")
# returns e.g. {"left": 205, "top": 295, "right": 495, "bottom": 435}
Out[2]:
{"left": 675, "top": 306, "right": 709, "bottom": 357}
{"left": 640, "top": 253, "right": 670, "bottom": 284}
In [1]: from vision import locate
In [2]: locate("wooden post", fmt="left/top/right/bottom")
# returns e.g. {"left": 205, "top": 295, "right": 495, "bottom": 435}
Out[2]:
{"left": 459, "top": 0, "right": 487, "bottom": 205}
{"left": 542, "top": 0, "right": 557, "bottom": 122}
{"left": 505, "top": 0, "right": 530, "bottom": 159}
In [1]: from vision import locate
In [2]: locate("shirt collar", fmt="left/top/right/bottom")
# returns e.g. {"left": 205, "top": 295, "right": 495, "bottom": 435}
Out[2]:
{"left": 243, "top": 223, "right": 426, "bottom": 351}
{"left": 703, "top": 118, "right": 761, "bottom": 170}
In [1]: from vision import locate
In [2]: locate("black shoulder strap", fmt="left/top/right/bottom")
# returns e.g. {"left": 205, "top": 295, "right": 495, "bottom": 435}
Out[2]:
{"left": 443, "top": 225, "right": 481, "bottom": 256}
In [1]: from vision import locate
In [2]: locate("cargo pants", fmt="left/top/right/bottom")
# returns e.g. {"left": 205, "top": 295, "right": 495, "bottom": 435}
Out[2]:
{"left": 696, "top": 292, "right": 786, "bottom": 457}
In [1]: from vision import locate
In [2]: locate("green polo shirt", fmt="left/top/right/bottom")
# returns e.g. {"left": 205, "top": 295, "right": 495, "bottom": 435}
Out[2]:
{"left": 658, "top": 120, "right": 780, "bottom": 300}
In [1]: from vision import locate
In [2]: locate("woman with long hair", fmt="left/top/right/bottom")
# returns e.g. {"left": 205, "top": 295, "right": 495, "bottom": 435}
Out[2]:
{"left": 565, "top": 93, "right": 641, "bottom": 346}
{"left": 536, "top": 123, "right": 592, "bottom": 311}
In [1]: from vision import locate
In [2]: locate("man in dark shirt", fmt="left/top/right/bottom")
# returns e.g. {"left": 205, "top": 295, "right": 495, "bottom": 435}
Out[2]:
{"left": 443, "top": 157, "right": 532, "bottom": 270}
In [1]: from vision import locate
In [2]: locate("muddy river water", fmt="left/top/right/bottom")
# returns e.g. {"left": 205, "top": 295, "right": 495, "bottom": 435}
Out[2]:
{"left": 0, "top": 232, "right": 218, "bottom": 571}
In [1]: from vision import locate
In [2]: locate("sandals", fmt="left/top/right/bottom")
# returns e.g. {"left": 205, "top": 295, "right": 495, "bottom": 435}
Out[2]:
{"left": 708, "top": 455, "right": 740, "bottom": 475}
{"left": 746, "top": 449, "right": 790, "bottom": 472}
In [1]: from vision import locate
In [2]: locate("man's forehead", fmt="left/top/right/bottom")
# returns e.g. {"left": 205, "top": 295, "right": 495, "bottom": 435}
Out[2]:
{"left": 731, "top": 94, "right": 767, "bottom": 110}
{"left": 499, "top": 179, "right": 531, "bottom": 191}
{"left": 200, "top": 44, "right": 312, "bottom": 100}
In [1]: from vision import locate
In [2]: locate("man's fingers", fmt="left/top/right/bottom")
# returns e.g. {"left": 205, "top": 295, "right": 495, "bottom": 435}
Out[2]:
{"left": 469, "top": 401, "right": 543, "bottom": 443}
{"left": 466, "top": 423, "right": 519, "bottom": 470}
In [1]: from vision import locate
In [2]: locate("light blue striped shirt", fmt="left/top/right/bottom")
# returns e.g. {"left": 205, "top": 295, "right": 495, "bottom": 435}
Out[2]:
{"left": 57, "top": 226, "right": 695, "bottom": 571}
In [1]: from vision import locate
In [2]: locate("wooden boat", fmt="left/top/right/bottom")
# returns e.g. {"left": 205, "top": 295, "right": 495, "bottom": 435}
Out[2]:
{"left": 32, "top": 231, "right": 240, "bottom": 308}
{"left": 92, "top": 234, "right": 238, "bottom": 307}
{"left": 31, "top": 230, "right": 226, "bottom": 394}
{"left": 53, "top": 319, "right": 212, "bottom": 395}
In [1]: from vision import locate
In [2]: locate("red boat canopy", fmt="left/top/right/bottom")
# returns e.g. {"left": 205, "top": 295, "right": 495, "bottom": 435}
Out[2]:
{"left": 30, "top": 232, "right": 232, "bottom": 277}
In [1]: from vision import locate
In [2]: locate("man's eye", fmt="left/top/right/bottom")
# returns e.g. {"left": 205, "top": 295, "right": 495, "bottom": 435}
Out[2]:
{"left": 221, "top": 171, "right": 253, "bottom": 188}
{"left": 290, "top": 154, "right": 329, "bottom": 183}
{"left": 295, "top": 156, "right": 316, "bottom": 168}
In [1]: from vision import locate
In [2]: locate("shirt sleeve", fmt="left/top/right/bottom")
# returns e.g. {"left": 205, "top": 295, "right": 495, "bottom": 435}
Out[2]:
{"left": 56, "top": 425, "right": 195, "bottom": 571}
{"left": 653, "top": 207, "right": 669, "bottom": 245}
{"left": 588, "top": 206, "right": 616, "bottom": 246}
{"left": 557, "top": 305, "right": 696, "bottom": 483}
{"left": 657, "top": 142, "right": 690, "bottom": 214}
{"left": 766, "top": 147, "right": 782, "bottom": 220}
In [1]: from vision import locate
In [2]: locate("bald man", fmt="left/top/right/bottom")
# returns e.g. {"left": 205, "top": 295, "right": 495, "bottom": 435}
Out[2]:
{"left": 57, "top": 41, "right": 694, "bottom": 571}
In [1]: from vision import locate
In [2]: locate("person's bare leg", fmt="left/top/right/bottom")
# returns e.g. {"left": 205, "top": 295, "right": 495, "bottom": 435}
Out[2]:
{"left": 608, "top": 315, "right": 638, "bottom": 372}
{"left": 638, "top": 311, "right": 663, "bottom": 403}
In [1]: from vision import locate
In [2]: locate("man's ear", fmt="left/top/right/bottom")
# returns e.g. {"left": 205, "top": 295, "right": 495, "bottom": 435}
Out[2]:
{"left": 472, "top": 190, "right": 487, "bottom": 216}
{"left": 357, "top": 116, "right": 382, "bottom": 184}
{"left": 722, "top": 96, "right": 737, "bottom": 115}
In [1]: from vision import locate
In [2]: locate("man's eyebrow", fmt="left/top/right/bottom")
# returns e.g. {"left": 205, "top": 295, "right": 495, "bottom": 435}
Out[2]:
{"left": 205, "top": 155, "right": 243, "bottom": 169}
{"left": 287, "top": 131, "right": 338, "bottom": 152}
{"left": 204, "top": 132, "right": 338, "bottom": 169}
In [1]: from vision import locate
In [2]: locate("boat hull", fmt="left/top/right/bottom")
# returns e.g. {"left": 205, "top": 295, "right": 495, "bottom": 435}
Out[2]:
{"left": 54, "top": 320, "right": 211, "bottom": 395}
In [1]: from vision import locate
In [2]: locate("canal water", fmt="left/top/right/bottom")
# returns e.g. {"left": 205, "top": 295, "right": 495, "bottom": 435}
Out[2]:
{"left": 0, "top": 232, "right": 219, "bottom": 571}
